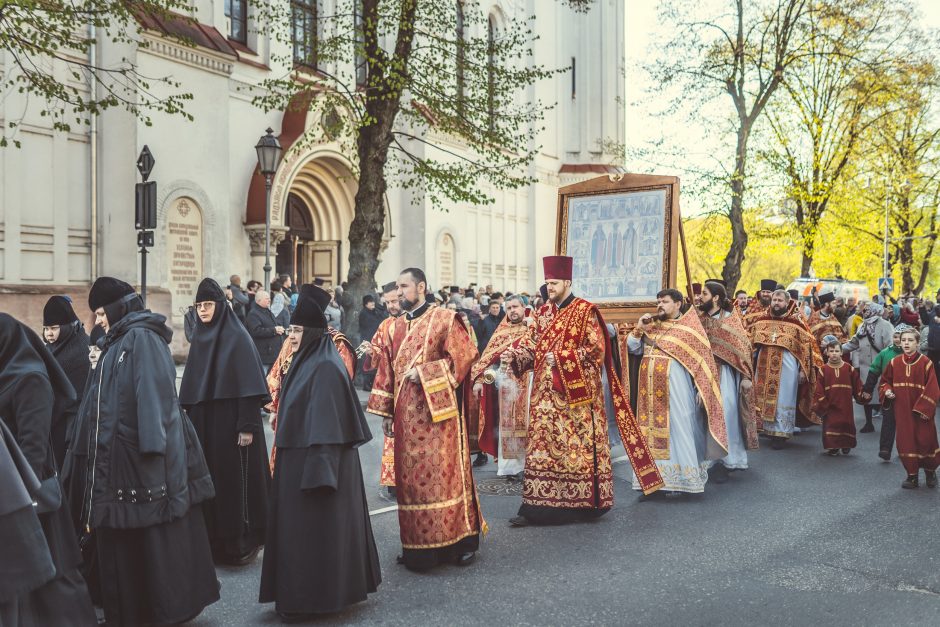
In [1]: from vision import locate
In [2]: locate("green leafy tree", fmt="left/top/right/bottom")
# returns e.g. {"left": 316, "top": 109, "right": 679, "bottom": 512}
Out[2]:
{"left": 253, "top": 0, "right": 569, "bottom": 340}
{"left": 0, "top": 0, "right": 195, "bottom": 146}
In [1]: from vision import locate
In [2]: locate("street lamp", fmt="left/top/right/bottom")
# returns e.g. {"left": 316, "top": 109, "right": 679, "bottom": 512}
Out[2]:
{"left": 255, "top": 128, "right": 283, "bottom": 288}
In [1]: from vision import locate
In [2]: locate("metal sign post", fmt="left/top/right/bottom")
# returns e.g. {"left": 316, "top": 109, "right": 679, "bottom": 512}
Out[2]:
{"left": 135, "top": 146, "right": 156, "bottom": 305}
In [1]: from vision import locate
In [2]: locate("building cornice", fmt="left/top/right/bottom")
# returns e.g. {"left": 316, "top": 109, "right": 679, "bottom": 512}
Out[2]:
{"left": 141, "top": 33, "right": 235, "bottom": 77}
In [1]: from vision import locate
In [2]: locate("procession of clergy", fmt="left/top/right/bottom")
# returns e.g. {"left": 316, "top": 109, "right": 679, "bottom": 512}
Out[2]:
{"left": 3, "top": 255, "right": 939, "bottom": 624}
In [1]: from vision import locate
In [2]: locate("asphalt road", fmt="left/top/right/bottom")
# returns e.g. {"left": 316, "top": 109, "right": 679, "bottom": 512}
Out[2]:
{"left": 191, "top": 398, "right": 940, "bottom": 626}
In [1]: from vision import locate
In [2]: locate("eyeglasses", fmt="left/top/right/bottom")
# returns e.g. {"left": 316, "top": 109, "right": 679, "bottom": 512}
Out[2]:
{"left": 194, "top": 302, "right": 215, "bottom": 311}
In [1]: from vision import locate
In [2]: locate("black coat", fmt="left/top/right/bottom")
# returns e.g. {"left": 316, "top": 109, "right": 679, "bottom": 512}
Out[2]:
{"left": 82, "top": 311, "right": 214, "bottom": 530}
{"left": 246, "top": 306, "right": 289, "bottom": 365}
{"left": 359, "top": 307, "right": 387, "bottom": 344}
{"left": 477, "top": 312, "right": 504, "bottom": 352}
{"left": 45, "top": 321, "right": 90, "bottom": 469}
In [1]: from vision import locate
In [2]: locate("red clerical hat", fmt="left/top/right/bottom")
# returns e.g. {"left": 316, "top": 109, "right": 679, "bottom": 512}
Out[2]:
{"left": 543, "top": 256, "right": 573, "bottom": 280}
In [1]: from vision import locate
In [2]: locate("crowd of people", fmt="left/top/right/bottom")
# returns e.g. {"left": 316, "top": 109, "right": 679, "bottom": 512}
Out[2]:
{"left": 2, "top": 259, "right": 939, "bottom": 624}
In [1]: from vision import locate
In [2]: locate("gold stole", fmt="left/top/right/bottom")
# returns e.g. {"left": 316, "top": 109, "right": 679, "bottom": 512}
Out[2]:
{"left": 393, "top": 306, "right": 459, "bottom": 423}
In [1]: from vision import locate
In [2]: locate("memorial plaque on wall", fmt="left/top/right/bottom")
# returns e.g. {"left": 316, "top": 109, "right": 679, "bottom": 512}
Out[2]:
{"left": 556, "top": 174, "right": 680, "bottom": 323}
{"left": 167, "top": 197, "right": 203, "bottom": 321}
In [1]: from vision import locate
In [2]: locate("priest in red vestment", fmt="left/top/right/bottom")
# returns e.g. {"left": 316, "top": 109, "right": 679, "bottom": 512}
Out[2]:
{"left": 361, "top": 281, "right": 402, "bottom": 492}
{"left": 814, "top": 334, "right": 867, "bottom": 455}
{"left": 367, "top": 268, "right": 484, "bottom": 571}
{"left": 502, "top": 256, "right": 662, "bottom": 526}
{"left": 807, "top": 292, "right": 847, "bottom": 346}
{"left": 266, "top": 284, "right": 356, "bottom": 473}
{"left": 744, "top": 279, "right": 777, "bottom": 330}
{"left": 880, "top": 327, "right": 940, "bottom": 489}
{"left": 471, "top": 296, "right": 531, "bottom": 478}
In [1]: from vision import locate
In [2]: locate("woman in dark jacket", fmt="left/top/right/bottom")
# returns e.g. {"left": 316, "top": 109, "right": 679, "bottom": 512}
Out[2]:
{"left": 180, "top": 278, "right": 270, "bottom": 565}
{"left": 77, "top": 277, "right": 220, "bottom": 625}
{"left": 41, "top": 295, "right": 90, "bottom": 469}
{"left": 0, "top": 313, "right": 97, "bottom": 626}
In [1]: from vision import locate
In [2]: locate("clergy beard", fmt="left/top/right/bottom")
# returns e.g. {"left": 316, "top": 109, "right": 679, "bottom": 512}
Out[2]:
{"left": 760, "top": 296, "right": 771, "bottom": 307}
{"left": 655, "top": 311, "right": 669, "bottom": 322}
{"left": 697, "top": 302, "right": 718, "bottom": 315}
{"left": 400, "top": 297, "right": 417, "bottom": 311}
{"left": 770, "top": 305, "right": 787, "bottom": 317}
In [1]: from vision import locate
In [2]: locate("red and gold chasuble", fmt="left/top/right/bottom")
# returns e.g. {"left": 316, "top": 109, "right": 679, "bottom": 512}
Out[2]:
{"left": 701, "top": 310, "right": 759, "bottom": 450}
{"left": 880, "top": 353, "right": 940, "bottom": 474}
{"left": 509, "top": 298, "right": 663, "bottom": 501}
{"left": 750, "top": 303, "right": 822, "bottom": 428}
{"left": 632, "top": 309, "right": 727, "bottom": 460}
{"left": 470, "top": 315, "right": 531, "bottom": 458}
{"left": 366, "top": 305, "right": 485, "bottom": 549}
{"left": 807, "top": 310, "right": 847, "bottom": 347}
{"left": 266, "top": 328, "right": 356, "bottom": 474}
{"left": 365, "top": 316, "right": 399, "bottom": 487}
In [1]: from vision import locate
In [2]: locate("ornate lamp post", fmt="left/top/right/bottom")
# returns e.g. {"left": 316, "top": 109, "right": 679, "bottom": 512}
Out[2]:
{"left": 255, "top": 128, "right": 283, "bottom": 288}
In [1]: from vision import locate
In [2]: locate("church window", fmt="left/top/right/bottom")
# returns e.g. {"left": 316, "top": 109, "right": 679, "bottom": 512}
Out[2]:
{"left": 292, "top": 0, "right": 319, "bottom": 68}
{"left": 225, "top": 0, "right": 248, "bottom": 44}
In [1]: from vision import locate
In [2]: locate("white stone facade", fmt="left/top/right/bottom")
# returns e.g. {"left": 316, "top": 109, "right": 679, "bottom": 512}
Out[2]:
{"left": 0, "top": 0, "right": 624, "bottom": 327}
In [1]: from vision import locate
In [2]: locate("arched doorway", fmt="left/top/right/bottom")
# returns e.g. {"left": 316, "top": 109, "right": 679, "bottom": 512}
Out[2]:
{"left": 276, "top": 194, "right": 315, "bottom": 284}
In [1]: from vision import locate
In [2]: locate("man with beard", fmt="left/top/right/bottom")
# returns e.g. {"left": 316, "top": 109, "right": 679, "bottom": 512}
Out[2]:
{"left": 698, "top": 282, "right": 759, "bottom": 483}
{"left": 472, "top": 295, "right": 531, "bottom": 478}
{"left": 79, "top": 277, "right": 219, "bottom": 625}
{"left": 502, "top": 257, "right": 661, "bottom": 524}
{"left": 806, "top": 291, "right": 847, "bottom": 347}
{"left": 750, "top": 289, "right": 821, "bottom": 449}
{"left": 627, "top": 289, "right": 726, "bottom": 495}
{"left": 180, "top": 278, "right": 270, "bottom": 565}
{"left": 259, "top": 291, "right": 380, "bottom": 618}
{"left": 367, "top": 268, "right": 484, "bottom": 570}
{"left": 41, "top": 295, "right": 90, "bottom": 468}
{"left": 744, "top": 279, "right": 778, "bottom": 329}
{"left": 361, "top": 281, "right": 403, "bottom": 493}
{"left": 843, "top": 302, "right": 895, "bottom": 433}
{"left": 0, "top": 314, "right": 97, "bottom": 625}
{"left": 734, "top": 290, "right": 749, "bottom": 316}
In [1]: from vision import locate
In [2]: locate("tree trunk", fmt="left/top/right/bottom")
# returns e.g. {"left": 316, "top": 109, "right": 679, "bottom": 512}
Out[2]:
{"left": 721, "top": 128, "right": 749, "bottom": 292}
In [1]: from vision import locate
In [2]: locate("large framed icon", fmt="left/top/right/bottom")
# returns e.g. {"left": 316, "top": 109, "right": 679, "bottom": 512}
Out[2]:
{"left": 556, "top": 173, "right": 681, "bottom": 323}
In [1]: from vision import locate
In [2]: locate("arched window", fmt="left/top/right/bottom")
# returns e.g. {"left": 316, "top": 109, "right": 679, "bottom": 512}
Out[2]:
{"left": 438, "top": 233, "right": 456, "bottom": 288}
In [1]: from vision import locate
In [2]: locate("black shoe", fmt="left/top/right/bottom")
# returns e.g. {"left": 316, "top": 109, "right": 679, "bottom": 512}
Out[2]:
{"left": 926, "top": 471, "right": 937, "bottom": 488}
{"left": 902, "top": 475, "right": 919, "bottom": 489}
{"left": 278, "top": 611, "right": 313, "bottom": 623}
{"left": 456, "top": 551, "right": 476, "bottom": 566}
{"left": 841, "top": 448, "right": 851, "bottom": 455}
{"left": 396, "top": 555, "right": 405, "bottom": 565}
{"left": 508, "top": 516, "right": 530, "bottom": 528}
{"left": 826, "top": 449, "right": 839, "bottom": 456}
{"left": 860, "top": 423, "right": 875, "bottom": 433}
{"left": 878, "top": 450, "right": 891, "bottom": 461}
{"left": 473, "top": 452, "right": 488, "bottom": 467}
{"left": 771, "top": 437, "right": 785, "bottom": 450}
{"left": 709, "top": 464, "right": 729, "bottom": 483}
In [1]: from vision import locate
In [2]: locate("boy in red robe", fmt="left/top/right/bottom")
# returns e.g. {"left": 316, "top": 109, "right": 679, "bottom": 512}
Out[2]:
{"left": 880, "top": 327, "right": 940, "bottom": 489}
{"left": 814, "top": 335, "right": 868, "bottom": 456}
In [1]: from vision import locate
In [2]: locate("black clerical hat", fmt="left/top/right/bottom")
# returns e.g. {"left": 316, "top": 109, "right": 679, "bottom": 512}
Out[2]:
{"left": 787, "top": 289, "right": 799, "bottom": 300}
{"left": 313, "top": 277, "right": 325, "bottom": 286}
{"left": 88, "top": 277, "right": 135, "bottom": 311}
{"left": 43, "top": 295, "right": 78, "bottom": 326}
{"left": 760, "top": 279, "right": 776, "bottom": 292}
{"left": 195, "top": 278, "right": 225, "bottom": 302}
{"left": 89, "top": 325, "right": 105, "bottom": 346}
{"left": 292, "top": 293, "right": 327, "bottom": 329}
{"left": 300, "top": 283, "right": 332, "bottom": 312}
{"left": 818, "top": 291, "right": 836, "bottom": 305}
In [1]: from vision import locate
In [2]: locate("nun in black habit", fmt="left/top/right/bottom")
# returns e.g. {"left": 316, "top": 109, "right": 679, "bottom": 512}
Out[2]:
{"left": 81, "top": 277, "right": 220, "bottom": 625}
{"left": 180, "top": 278, "right": 270, "bottom": 565}
{"left": 0, "top": 313, "right": 97, "bottom": 626}
{"left": 41, "top": 295, "right": 90, "bottom": 469}
{"left": 259, "top": 291, "right": 381, "bottom": 619}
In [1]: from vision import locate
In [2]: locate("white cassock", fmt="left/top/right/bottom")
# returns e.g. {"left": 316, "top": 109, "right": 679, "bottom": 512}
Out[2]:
{"left": 712, "top": 362, "right": 747, "bottom": 469}
{"left": 627, "top": 335, "right": 708, "bottom": 493}
{"left": 496, "top": 372, "right": 532, "bottom": 477}
{"left": 758, "top": 348, "right": 800, "bottom": 437}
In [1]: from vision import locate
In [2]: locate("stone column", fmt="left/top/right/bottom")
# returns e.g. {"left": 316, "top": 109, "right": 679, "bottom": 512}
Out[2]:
{"left": 246, "top": 225, "right": 288, "bottom": 287}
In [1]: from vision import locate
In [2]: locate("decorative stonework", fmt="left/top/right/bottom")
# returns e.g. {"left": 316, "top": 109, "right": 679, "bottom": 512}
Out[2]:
{"left": 246, "top": 225, "right": 289, "bottom": 254}
{"left": 142, "top": 35, "right": 235, "bottom": 77}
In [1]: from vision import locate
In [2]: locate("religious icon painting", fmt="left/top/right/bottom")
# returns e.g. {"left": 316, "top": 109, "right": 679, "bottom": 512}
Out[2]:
{"left": 556, "top": 173, "right": 681, "bottom": 323}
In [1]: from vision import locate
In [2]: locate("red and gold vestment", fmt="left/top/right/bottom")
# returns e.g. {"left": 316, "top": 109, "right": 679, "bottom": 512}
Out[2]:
{"left": 364, "top": 315, "right": 398, "bottom": 487}
{"left": 807, "top": 310, "right": 847, "bottom": 347}
{"left": 880, "top": 353, "right": 940, "bottom": 475}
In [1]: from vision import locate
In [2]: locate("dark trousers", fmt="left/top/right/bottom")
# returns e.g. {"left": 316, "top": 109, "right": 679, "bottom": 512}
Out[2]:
{"left": 864, "top": 404, "right": 875, "bottom": 424}
{"left": 879, "top": 405, "right": 896, "bottom": 456}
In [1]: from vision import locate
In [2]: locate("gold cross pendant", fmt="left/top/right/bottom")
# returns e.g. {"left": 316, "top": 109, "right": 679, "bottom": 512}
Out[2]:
{"left": 771, "top": 332, "right": 778, "bottom": 342}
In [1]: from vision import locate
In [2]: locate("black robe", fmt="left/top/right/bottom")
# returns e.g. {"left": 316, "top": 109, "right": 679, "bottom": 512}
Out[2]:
{"left": 259, "top": 331, "right": 380, "bottom": 614}
{"left": 45, "top": 321, "right": 90, "bottom": 469}
{"left": 180, "top": 291, "right": 270, "bottom": 563}
{"left": 0, "top": 314, "right": 97, "bottom": 626}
